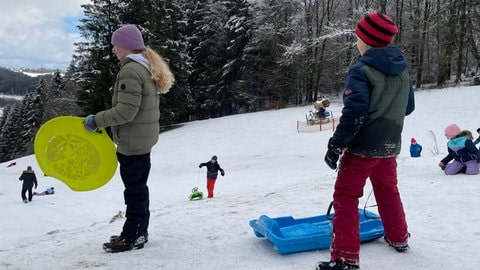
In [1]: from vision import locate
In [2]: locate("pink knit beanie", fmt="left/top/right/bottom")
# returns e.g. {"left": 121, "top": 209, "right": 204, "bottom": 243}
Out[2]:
{"left": 444, "top": 124, "right": 461, "bottom": 137}
{"left": 111, "top": 24, "right": 145, "bottom": 51}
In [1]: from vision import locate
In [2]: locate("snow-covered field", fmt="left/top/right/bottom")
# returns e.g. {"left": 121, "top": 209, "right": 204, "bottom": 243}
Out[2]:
{"left": 1, "top": 85, "right": 479, "bottom": 269}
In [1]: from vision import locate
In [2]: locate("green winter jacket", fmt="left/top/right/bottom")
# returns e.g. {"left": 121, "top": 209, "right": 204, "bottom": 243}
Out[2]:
{"left": 331, "top": 47, "right": 415, "bottom": 157}
{"left": 94, "top": 56, "right": 160, "bottom": 156}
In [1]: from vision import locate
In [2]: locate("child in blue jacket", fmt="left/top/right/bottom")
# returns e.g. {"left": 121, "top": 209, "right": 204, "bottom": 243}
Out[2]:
{"left": 410, "top": 138, "right": 422, "bottom": 157}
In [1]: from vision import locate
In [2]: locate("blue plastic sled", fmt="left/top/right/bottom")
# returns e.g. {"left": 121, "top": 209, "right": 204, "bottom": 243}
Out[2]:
{"left": 249, "top": 208, "right": 384, "bottom": 254}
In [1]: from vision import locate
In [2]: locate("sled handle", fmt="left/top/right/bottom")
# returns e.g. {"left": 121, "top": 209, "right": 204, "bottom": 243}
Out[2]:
{"left": 326, "top": 201, "right": 334, "bottom": 220}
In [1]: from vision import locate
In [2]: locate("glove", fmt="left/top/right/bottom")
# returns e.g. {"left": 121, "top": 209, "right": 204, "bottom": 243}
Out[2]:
{"left": 83, "top": 114, "right": 99, "bottom": 133}
{"left": 221, "top": 170, "right": 225, "bottom": 176}
{"left": 438, "top": 162, "right": 446, "bottom": 170}
{"left": 324, "top": 138, "right": 344, "bottom": 170}
{"left": 325, "top": 150, "right": 340, "bottom": 170}
{"left": 199, "top": 164, "right": 202, "bottom": 168}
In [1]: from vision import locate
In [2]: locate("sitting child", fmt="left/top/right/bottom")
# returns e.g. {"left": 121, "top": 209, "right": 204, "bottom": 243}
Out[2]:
{"left": 474, "top": 128, "right": 480, "bottom": 147}
{"left": 410, "top": 137, "right": 422, "bottom": 157}
{"left": 34, "top": 187, "right": 55, "bottom": 196}
{"left": 438, "top": 124, "right": 480, "bottom": 175}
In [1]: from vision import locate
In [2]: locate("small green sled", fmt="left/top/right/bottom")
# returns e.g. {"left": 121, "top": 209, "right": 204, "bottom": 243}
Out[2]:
{"left": 188, "top": 187, "right": 204, "bottom": 201}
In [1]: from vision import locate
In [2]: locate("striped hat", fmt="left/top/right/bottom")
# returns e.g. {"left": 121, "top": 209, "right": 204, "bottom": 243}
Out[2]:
{"left": 355, "top": 11, "right": 398, "bottom": 47}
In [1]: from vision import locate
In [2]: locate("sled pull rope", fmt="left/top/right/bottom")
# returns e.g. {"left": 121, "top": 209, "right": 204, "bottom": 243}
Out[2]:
{"left": 326, "top": 191, "right": 380, "bottom": 221}
{"left": 363, "top": 189, "right": 380, "bottom": 220}
{"left": 326, "top": 201, "right": 334, "bottom": 220}
{"left": 196, "top": 167, "right": 202, "bottom": 186}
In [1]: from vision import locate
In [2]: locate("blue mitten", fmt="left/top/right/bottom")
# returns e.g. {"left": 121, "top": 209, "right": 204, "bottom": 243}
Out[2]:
{"left": 83, "top": 115, "right": 99, "bottom": 133}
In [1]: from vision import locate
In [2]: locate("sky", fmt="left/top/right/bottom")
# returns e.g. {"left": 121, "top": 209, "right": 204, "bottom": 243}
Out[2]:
{"left": 0, "top": 0, "right": 90, "bottom": 70}
{"left": 1, "top": 85, "right": 479, "bottom": 269}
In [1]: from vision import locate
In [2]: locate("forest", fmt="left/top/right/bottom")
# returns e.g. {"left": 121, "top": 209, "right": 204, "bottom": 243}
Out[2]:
{"left": 0, "top": 0, "right": 479, "bottom": 162}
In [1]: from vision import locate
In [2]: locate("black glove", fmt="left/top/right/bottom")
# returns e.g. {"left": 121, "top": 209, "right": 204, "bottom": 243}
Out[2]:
{"left": 221, "top": 170, "right": 225, "bottom": 176}
{"left": 198, "top": 164, "right": 202, "bottom": 168}
{"left": 325, "top": 150, "right": 339, "bottom": 170}
{"left": 324, "top": 138, "right": 344, "bottom": 170}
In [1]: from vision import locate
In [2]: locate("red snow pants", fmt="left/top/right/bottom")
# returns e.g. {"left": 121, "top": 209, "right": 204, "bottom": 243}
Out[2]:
{"left": 206, "top": 179, "right": 216, "bottom": 198}
{"left": 330, "top": 152, "right": 409, "bottom": 265}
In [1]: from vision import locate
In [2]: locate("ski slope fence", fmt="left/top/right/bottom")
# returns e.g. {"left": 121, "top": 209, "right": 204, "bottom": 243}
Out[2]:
{"left": 296, "top": 118, "right": 339, "bottom": 133}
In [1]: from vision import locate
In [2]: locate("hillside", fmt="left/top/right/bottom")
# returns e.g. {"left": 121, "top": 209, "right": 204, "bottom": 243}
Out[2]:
{"left": 0, "top": 85, "right": 479, "bottom": 269}
{"left": 0, "top": 67, "right": 45, "bottom": 95}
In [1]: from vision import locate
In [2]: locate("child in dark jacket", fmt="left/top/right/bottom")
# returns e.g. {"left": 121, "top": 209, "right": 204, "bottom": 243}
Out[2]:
{"left": 19, "top": 166, "right": 38, "bottom": 203}
{"left": 439, "top": 124, "right": 480, "bottom": 175}
{"left": 410, "top": 138, "right": 422, "bottom": 157}
{"left": 318, "top": 11, "right": 414, "bottom": 270}
{"left": 199, "top": 155, "right": 225, "bottom": 198}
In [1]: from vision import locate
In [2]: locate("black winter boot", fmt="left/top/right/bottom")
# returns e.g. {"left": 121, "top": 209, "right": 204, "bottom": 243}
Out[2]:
{"left": 109, "top": 232, "right": 148, "bottom": 249}
{"left": 315, "top": 260, "right": 359, "bottom": 270}
{"left": 103, "top": 238, "right": 133, "bottom": 253}
{"left": 384, "top": 236, "right": 410, "bottom": 252}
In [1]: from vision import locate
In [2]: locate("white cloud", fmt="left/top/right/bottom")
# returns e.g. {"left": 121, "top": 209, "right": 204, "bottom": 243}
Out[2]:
{"left": 0, "top": 0, "right": 90, "bottom": 69}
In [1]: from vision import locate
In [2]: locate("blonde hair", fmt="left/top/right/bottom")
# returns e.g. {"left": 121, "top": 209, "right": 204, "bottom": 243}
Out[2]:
{"left": 143, "top": 46, "right": 174, "bottom": 94}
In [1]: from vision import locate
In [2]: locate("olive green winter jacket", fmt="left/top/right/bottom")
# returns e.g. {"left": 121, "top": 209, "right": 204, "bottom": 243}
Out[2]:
{"left": 330, "top": 47, "right": 415, "bottom": 157}
{"left": 94, "top": 56, "right": 160, "bottom": 156}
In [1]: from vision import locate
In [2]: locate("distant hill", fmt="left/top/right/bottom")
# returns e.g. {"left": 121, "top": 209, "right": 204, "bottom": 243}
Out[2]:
{"left": 0, "top": 67, "right": 44, "bottom": 95}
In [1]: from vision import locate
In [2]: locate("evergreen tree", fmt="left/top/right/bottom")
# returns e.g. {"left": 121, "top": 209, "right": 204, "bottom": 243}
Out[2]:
{"left": 0, "top": 103, "right": 23, "bottom": 162}
{"left": 74, "top": 0, "right": 122, "bottom": 115}
{"left": 237, "top": 0, "right": 300, "bottom": 111}
{"left": 219, "top": 0, "right": 253, "bottom": 115}
{"left": 0, "top": 79, "right": 46, "bottom": 160}
{"left": 51, "top": 69, "right": 65, "bottom": 97}
{"left": 187, "top": 0, "right": 229, "bottom": 119}
{"left": 0, "top": 105, "right": 14, "bottom": 162}
{"left": 16, "top": 86, "right": 44, "bottom": 156}
{"left": 42, "top": 70, "right": 82, "bottom": 122}
{"left": 146, "top": 0, "right": 191, "bottom": 125}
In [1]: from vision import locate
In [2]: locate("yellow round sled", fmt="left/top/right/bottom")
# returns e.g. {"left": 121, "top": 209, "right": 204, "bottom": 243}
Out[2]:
{"left": 34, "top": 116, "right": 117, "bottom": 191}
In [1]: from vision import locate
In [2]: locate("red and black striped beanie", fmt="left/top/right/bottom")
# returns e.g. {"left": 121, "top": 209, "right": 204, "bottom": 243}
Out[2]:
{"left": 354, "top": 11, "right": 398, "bottom": 47}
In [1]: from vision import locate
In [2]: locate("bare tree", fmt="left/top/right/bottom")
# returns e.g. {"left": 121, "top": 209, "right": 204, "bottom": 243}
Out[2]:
{"left": 454, "top": 0, "right": 467, "bottom": 83}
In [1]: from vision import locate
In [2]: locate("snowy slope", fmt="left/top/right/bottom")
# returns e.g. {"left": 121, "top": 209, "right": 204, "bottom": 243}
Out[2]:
{"left": 1, "top": 86, "right": 479, "bottom": 269}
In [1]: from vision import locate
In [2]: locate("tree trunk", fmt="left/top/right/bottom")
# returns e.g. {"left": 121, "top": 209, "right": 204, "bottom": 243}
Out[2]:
{"left": 437, "top": 0, "right": 457, "bottom": 86}
{"left": 454, "top": 0, "right": 467, "bottom": 83}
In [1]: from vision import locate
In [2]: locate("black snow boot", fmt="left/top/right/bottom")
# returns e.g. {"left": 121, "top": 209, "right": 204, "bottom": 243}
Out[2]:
{"left": 103, "top": 238, "right": 133, "bottom": 253}
{"left": 315, "top": 260, "right": 359, "bottom": 270}
{"left": 385, "top": 237, "right": 410, "bottom": 253}
{"left": 109, "top": 232, "right": 148, "bottom": 249}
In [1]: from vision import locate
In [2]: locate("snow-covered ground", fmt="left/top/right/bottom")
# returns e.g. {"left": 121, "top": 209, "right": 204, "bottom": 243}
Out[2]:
{"left": 1, "top": 85, "right": 479, "bottom": 269}
{"left": 0, "top": 94, "right": 23, "bottom": 100}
